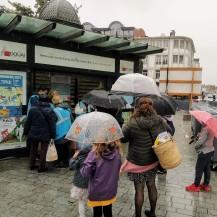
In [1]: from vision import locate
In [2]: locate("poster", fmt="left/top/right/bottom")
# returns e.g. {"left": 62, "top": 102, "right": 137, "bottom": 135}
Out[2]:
{"left": 0, "top": 71, "right": 26, "bottom": 117}
{"left": 0, "top": 71, "right": 27, "bottom": 149}
{"left": 0, "top": 116, "right": 26, "bottom": 147}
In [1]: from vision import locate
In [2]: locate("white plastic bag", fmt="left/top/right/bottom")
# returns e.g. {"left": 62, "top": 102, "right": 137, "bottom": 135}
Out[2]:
{"left": 46, "top": 139, "right": 58, "bottom": 162}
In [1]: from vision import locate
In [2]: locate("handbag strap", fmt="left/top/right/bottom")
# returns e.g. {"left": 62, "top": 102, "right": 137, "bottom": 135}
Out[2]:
{"left": 135, "top": 118, "right": 155, "bottom": 145}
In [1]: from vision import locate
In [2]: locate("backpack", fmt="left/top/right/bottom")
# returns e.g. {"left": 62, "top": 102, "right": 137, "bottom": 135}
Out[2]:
{"left": 53, "top": 107, "right": 72, "bottom": 140}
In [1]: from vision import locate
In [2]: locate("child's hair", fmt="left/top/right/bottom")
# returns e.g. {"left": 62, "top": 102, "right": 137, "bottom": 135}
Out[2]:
{"left": 93, "top": 140, "right": 122, "bottom": 158}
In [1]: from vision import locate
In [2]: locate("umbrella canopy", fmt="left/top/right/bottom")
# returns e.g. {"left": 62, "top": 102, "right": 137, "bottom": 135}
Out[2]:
{"left": 150, "top": 95, "right": 177, "bottom": 116}
{"left": 65, "top": 111, "right": 123, "bottom": 146}
{"left": 206, "top": 118, "right": 217, "bottom": 138}
{"left": 128, "top": 94, "right": 177, "bottom": 116}
{"left": 111, "top": 73, "right": 161, "bottom": 97}
{"left": 83, "top": 90, "right": 126, "bottom": 109}
{"left": 134, "top": 95, "right": 177, "bottom": 116}
{"left": 189, "top": 110, "right": 213, "bottom": 124}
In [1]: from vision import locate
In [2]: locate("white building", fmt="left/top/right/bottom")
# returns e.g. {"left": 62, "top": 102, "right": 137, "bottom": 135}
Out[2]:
{"left": 136, "top": 31, "right": 202, "bottom": 98}
{"left": 83, "top": 21, "right": 146, "bottom": 40}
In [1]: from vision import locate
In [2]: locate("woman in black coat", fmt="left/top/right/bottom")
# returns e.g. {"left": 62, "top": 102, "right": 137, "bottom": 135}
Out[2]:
{"left": 24, "top": 96, "right": 57, "bottom": 172}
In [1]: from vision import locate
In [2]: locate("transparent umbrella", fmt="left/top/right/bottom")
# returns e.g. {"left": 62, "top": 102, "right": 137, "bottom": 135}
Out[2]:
{"left": 111, "top": 73, "right": 161, "bottom": 97}
{"left": 65, "top": 111, "right": 123, "bottom": 147}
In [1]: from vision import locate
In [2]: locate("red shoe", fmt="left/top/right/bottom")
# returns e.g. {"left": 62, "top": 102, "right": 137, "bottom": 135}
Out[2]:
{"left": 200, "top": 184, "right": 211, "bottom": 192}
{"left": 185, "top": 184, "right": 201, "bottom": 192}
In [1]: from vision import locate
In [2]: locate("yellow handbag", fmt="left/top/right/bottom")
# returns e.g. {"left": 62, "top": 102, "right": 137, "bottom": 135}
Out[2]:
{"left": 152, "top": 132, "right": 182, "bottom": 169}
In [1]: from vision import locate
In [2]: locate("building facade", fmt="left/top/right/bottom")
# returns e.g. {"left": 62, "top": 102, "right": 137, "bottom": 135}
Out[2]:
{"left": 85, "top": 22, "right": 202, "bottom": 98}
{"left": 136, "top": 31, "right": 202, "bottom": 98}
{"left": 83, "top": 21, "right": 146, "bottom": 40}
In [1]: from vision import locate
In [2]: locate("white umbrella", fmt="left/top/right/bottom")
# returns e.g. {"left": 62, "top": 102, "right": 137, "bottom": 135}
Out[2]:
{"left": 111, "top": 73, "right": 161, "bottom": 97}
{"left": 65, "top": 111, "right": 123, "bottom": 147}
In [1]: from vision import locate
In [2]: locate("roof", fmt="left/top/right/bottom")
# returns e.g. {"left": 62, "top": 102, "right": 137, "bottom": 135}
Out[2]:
{"left": 0, "top": 13, "right": 163, "bottom": 59}
{"left": 39, "top": 0, "right": 81, "bottom": 27}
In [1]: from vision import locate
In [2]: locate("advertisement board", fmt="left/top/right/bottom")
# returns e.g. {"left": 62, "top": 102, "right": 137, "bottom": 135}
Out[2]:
{"left": 0, "top": 71, "right": 27, "bottom": 150}
{"left": 0, "top": 40, "right": 27, "bottom": 62}
{"left": 35, "top": 46, "right": 115, "bottom": 72}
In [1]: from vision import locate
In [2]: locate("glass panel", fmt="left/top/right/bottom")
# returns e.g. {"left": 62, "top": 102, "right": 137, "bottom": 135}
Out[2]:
{"left": 0, "top": 13, "right": 17, "bottom": 28}
{"left": 15, "top": 16, "right": 51, "bottom": 34}
{"left": 46, "top": 23, "right": 79, "bottom": 38}
{"left": 96, "top": 37, "right": 126, "bottom": 48}
{"left": 72, "top": 31, "right": 104, "bottom": 43}
{"left": 116, "top": 42, "right": 147, "bottom": 51}
{"left": 133, "top": 46, "right": 162, "bottom": 54}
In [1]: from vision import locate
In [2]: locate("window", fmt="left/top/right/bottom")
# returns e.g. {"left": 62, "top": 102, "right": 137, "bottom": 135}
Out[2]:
{"left": 143, "top": 57, "right": 148, "bottom": 64}
{"left": 156, "top": 40, "right": 161, "bottom": 47}
{"left": 174, "top": 40, "right": 179, "bottom": 49}
{"left": 162, "top": 55, "right": 168, "bottom": 65}
{"left": 173, "top": 55, "right": 178, "bottom": 63}
{"left": 156, "top": 55, "right": 162, "bottom": 65}
{"left": 179, "top": 55, "right": 184, "bottom": 64}
{"left": 180, "top": 40, "right": 185, "bottom": 49}
{"left": 143, "top": 70, "right": 148, "bottom": 76}
{"left": 156, "top": 70, "right": 160, "bottom": 79}
{"left": 163, "top": 40, "right": 169, "bottom": 48}
{"left": 185, "top": 41, "right": 188, "bottom": 50}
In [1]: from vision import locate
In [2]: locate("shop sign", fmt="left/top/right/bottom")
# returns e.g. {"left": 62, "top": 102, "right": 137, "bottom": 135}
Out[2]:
{"left": 35, "top": 46, "right": 115, "bottom": 72}
{"left": 0, "top": 40, "right": 27, "bottom": 62}
{"left": 120, "top": 60, "right": 134, "bottom": 74}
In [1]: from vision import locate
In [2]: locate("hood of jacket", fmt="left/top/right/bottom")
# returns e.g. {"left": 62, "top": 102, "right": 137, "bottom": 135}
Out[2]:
{"left": 134, "top": 114, "right": 162, "bottom": 130}
{"left": 101, "top": 149, "right": 117, "bottom": 161}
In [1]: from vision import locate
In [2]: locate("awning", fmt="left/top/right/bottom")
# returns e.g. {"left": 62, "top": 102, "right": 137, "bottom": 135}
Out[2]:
{"left": 0, "top": 13, "right": 163, "bottom": 58}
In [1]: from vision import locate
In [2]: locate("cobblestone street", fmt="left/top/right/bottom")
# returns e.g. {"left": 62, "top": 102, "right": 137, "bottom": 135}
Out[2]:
{"left": 0, "top": 112, "right": 217, "bottom": 217}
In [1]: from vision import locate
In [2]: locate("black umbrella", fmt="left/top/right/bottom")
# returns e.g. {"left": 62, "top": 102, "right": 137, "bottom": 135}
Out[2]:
{"left": 83, "top": 90, "right": 127, "bottom": 109}
{"left": 135, "top": 94, "right": 177, "bottom": 116}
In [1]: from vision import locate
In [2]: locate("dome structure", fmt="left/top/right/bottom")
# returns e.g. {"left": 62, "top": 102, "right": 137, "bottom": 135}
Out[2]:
{"left": 39, "top": 0, "right": 82, "bottom": 27}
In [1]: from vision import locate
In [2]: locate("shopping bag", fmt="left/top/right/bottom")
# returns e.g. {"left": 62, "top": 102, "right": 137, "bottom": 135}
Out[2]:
{"left": 152, "top": 132, "right": 182, "bottom": 169}
{"left": 46, "top": 139, "right": 58, "bottom": 162}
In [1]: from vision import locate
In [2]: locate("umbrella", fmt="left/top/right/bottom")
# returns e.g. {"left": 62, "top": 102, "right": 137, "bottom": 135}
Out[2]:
{"left": 189, "top": 110, "right": 213, "bottom": 124}
{"left": 151, "top": 95, "right": 177, "bottom": 116}
{"left": 205, "top": 118, "right": 217, "bottom": 138}
{"left": 132, "top": 94, "right": 177, "bottom": 116}
{"left": 83, "top": 90, "right": 127, "bottom": 109}
{"left": 136, "top": 94, "right": 178, "bottom": 116}
{"left": 111, "top": 73, "right": 161, "bottom": 97}
{"left": 65, "top": 111, "right": 123, "bottom": 147}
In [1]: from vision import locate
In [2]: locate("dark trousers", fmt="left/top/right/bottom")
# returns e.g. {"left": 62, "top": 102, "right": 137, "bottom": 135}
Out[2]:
{"left": 93, "top": 205, "right": 112, "bottom": 217}
{"left": 55, "top": 140, "right": 70, "bottom": 164}
{"left": 194, "top": 152, "right": 214, "bottom": 186}
{"left": 29, "top": 139, "right": 49, "bottom": 170}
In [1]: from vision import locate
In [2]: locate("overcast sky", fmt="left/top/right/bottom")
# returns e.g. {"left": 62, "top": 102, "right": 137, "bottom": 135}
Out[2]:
{"left": 1, "top": 0, "right": 217, "bottom": 85}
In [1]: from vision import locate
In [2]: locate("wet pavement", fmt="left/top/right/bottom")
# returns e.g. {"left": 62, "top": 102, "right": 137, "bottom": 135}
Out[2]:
{"left": 0, "top": 111, "right": 217, "bottom": 217}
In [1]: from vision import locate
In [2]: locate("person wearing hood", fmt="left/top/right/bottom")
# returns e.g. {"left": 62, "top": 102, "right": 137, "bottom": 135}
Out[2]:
{"left": 80, "top": 141, "right": 122, "bottom": 217}
{"left": 52, "top": 94, "right": 73, "bottom": 167}
{"left": 23, "top": 95, "right": 57, "bottom": 173}
{"left": 69, "top": 146, "right": 91, "bottom": 217}
{"left": 121, "top": 97, "right": 171, "bottom": 217}
{"left": 185, "top": 124, "right": 214, "bottom": 192}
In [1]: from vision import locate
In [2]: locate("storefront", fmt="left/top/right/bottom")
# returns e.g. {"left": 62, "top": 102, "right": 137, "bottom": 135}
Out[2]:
{"left": 0, "top": 13, "right": 162, "bottom": 158}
